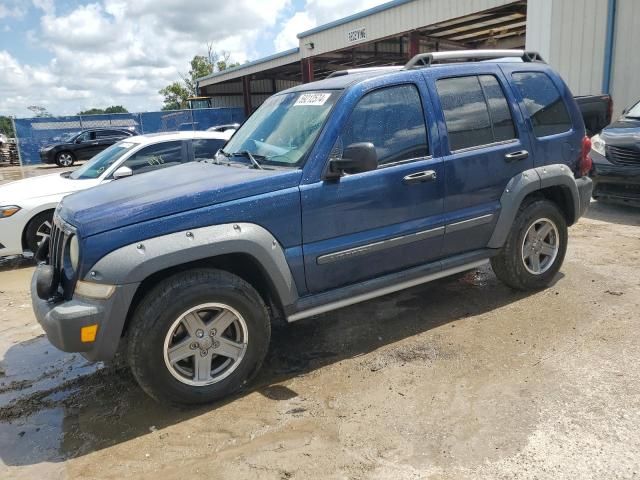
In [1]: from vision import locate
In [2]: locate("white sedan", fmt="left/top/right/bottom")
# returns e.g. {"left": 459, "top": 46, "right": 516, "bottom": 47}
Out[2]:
{"left": 0, "top": 130, "right": 233, "bottom": 257}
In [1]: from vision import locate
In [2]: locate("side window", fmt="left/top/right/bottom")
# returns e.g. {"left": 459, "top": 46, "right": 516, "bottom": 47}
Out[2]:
{"left": 437, "top": 76, "right": 494, "bottom": 151}
{"left": 78, "top": 131, "right": 96, "bottom": 142}
{"left": 512, "top": 72, "right": 572, "bottom": 137}
{"left": 338, "top": 84, "right": 429, "bottom": 166}
{"left": 192, "top": 138, "right": 226, "bottom": 161}
{"left": 479, "top": 75, "right": 516, "bottom": 142}
{"left": 122, "top": 141, "right": 183, "bottom": 175}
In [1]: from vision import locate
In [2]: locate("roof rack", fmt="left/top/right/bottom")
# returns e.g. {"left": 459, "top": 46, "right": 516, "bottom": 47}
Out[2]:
{"left": 326, "top": 66, "right": 403, "bottom": 78}
{"left": 405, "top": 50, "right": 545, "bottom": 69}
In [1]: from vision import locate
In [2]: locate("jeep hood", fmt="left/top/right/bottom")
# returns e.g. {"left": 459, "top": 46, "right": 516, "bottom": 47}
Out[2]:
{"left": 59, "top": 162, "right": 301, "bottom": 238}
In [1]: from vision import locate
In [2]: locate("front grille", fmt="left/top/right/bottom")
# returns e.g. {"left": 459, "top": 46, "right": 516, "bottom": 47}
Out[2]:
{"left": 606, "top": 145, "right": 640, "bottom": 166}
{"left": 48, "top": 214, "right": 77, "bottom": 299}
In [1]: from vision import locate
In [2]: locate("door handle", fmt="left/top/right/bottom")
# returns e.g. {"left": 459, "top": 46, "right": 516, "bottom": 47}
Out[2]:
{"left": 504, "top": 150, "right": 529, "bottom": 162}
{"left": 403, "top": 170, "right": 437, "bottom": 184}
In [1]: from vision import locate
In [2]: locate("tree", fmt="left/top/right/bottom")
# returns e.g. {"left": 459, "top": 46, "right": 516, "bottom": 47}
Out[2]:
{"left": 159, "top": 43, "right": 239, "bottom": 110}
{"left": 27, "top": 105, "right": 52, "bottom": 117}
{"left": 159, "top": 81, "right": 190, "bottom": 111}
{"left": 77, "top": 105, "right": 129, "bottom": 115}
{"left": 0, "top": 116, "right": 15, "bottom": 137}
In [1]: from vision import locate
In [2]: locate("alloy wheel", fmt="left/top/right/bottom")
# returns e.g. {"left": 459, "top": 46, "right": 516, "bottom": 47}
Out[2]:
{"left": 163, "top": 303, "right": 248, "bottom": 386}
{"left": 521, "top": 218, "right": 559, "bottom": 275}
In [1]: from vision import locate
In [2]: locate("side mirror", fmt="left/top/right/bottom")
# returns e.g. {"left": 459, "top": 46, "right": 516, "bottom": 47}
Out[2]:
{"left": 112, "top": 166, "right": 133, "bottom": 180}
{"left": 75, "top": 137, "right": 83, "bottom": 144}
{"left": 327, "top": 142, "right": 378, "bottom": 178}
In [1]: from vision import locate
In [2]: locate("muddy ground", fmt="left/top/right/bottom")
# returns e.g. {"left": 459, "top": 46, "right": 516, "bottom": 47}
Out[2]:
{"left": 0, "top": 165, "right": 639, "bottom": 479}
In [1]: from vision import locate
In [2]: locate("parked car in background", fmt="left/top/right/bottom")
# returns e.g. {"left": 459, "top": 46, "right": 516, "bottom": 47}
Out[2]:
{"left": 575, "top": 94, "right": 613, "bottom": 136}
{"left": 590, "top": 99, "right": 640, "bottom": 206}
{"left": 30, "top": 50, "right": 592, "bottom": 405}
{"left": 0, "top": 130, "right": 233, "bottom": 257}
{"left": 39, "top": 128, "right": 135, "bottom": 167}
{"left": 207, "top": 123, "right": 240, "bottom": 133}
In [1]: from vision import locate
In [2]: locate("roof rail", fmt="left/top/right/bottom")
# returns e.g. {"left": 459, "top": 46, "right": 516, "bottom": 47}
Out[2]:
{"left": 405, "top": 50, "right": 545, "bottom": 69}
{"left": 326, "top": 66, "right": 403, "bottom": 78}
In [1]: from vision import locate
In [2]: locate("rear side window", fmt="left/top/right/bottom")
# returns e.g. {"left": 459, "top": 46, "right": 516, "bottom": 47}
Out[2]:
{"left": 512, "top": 72, "right": 572, "bottom": 137}
{"left": 339, "top": 84, "right": 429, "bottom": 166}
{"left": 192, "top": 138, "right": 226, "bottom": 160}
{"left": 436, "top": 75, "right": 516, "bottom": 151}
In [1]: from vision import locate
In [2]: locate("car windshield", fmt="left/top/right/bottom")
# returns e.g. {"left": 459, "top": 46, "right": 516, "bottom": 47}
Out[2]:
{"left": 57, "top": 131, "right": 80, "bottom": 142}
{"left": 626, "top": 100, "right": 640, "bottom": 118}
{"left": 220, "top": 90, "right": 338, "bottom": 167}
{"left": 69, "top": 141, "right": 137, "bottom": 179}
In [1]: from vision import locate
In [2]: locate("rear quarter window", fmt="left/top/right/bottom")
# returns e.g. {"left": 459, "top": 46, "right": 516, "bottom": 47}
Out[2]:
{"left": 511, "top": 72, "right": 572, "bottom": 137}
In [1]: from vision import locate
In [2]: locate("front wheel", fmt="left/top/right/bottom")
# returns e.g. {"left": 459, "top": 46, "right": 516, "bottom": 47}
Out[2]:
{"left": 24, "top": 211, "right": 54, "bottom": 254}
{"left": 55, "top": 151, "right": 75, "bottom": 167}
{"left": 127, "top": 269, "right": 271, "bottom": 405}
{"left": 491, "top": 199, "right": 568, "bottom": 290}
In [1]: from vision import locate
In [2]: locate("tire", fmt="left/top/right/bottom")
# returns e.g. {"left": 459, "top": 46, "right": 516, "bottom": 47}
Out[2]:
{"left": 24, "top": 211, "right": 54, "bottom": 254}
{"left": 55, "top": 151, "right": 75, "bottom": 167}
{"left": 491, "top": 199, "right": 568, "bottom": 291}
{"left": 127, "top": 268, "right": 271, "bottom": 405}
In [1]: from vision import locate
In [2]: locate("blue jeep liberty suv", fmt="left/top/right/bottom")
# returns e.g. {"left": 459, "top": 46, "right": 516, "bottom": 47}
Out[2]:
{"left": 32, "top": 50, "right": 593, "bottom": 405}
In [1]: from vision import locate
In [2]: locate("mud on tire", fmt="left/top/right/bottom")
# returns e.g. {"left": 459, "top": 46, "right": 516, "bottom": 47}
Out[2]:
{"left": 491, "top": 198, "right": 568, "bottom": 291}
{"left": 127, "top": 268, "right": 271, "bottom": 406}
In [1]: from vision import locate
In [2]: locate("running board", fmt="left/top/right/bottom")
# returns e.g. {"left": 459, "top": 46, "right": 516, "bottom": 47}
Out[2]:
{"left": 287, "top": 252, "right": 491, "bottom": 323}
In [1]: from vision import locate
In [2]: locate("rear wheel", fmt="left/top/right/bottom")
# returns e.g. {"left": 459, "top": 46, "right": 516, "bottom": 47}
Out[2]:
{"left": 491, "top": 199, "right": 568, "bottom": 290}
{"left": 55, "top": 151, "right": 75, "bottom": 167}
{"left": 24, "top": 211, "right": 54, "bottom": 254}
{"left": 127, "top": 269, "right": 271, "bottom": 405}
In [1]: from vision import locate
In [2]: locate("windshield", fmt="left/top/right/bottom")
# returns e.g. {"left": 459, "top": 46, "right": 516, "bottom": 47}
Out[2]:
{"left": 221, "top": 90, "right": 338, "bottom": 167}
{"left": 56, "top": 131, "right": 80, "bottom": 142}
{"left": 69, "top": 141, "right": 137, "bottom": 179}
{"left": 626, "top": 100, "right": 640, "bottom": 118}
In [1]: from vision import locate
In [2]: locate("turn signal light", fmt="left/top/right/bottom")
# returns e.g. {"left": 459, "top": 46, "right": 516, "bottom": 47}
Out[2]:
{"left": 81, "top": 324, "right": 98, "bottom": 343}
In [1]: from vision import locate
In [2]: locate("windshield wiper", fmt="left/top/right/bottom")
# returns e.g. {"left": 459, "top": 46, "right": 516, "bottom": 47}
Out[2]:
{"left": 231, "top": 150, "right": 264, "bottom": 170}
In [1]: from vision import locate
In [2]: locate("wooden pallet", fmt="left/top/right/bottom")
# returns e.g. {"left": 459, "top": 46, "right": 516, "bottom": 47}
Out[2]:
{"left": 0, "top": 140, "right": 19, "bottom": 165}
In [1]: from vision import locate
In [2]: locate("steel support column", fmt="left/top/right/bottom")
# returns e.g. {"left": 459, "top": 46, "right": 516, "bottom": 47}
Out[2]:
{"left": 242, "top": 76, "right": 252, "bottom": 116}
{"left": 301, "top": 57, "right": 315, "bottom": 83}
{"left": 408, "top": 31, "right": 420, "bottom": 59}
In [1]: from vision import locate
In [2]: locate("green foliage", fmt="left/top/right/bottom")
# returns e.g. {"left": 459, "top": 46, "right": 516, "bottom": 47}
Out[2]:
{"left": 159, "top": 43, "right": 239, "bottom": 110}
{"left": 0, "top": 116, "right": 15, "bottom": 137}
{"left": 159, "top": 81, "right": 190, "bottom": 111}
{"left": 77, "top": 105, "right": 129, "bottom": 115}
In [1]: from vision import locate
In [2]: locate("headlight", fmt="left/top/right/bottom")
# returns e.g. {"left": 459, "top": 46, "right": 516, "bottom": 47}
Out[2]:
{"left": 0, "top": 205, "right": 21, "bottom": 218}
{"left": 69, "top": 235, "right": 80, "bottom": 271}
{"left": 591, "top": 134, "right": 606, "bottom": 156}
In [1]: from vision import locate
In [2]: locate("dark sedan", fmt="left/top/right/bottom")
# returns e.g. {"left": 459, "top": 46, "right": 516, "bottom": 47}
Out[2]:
{"left": 590, "top": 100, "right": 640, "bottom": 206}
{"left": 39, "top": 128, "right": 135, "bottom": 167}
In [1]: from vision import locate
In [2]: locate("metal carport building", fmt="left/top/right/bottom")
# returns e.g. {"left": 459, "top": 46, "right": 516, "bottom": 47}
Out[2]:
{"left": 197, "top": 0, "right": 637, "bottom": 117}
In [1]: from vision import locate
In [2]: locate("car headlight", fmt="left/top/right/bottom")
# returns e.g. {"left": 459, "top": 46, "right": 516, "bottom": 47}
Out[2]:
{"left": 69, "top": 235, "right": 80, "bottom": 272}
{"left": 0, "top": 205, "right": 21, "bottom": 218}
{"left": 591, "top": 134, "right": 606, "bottom": 156}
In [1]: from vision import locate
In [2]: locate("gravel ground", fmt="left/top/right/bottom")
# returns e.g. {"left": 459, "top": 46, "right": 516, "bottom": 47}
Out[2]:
{"left": 0, "top": 166, "right": 638, "bottom": 479}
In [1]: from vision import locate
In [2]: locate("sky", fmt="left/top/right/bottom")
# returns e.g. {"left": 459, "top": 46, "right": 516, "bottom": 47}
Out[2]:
{"left": 0, "top": 0, "right": 388, "bottom": 117}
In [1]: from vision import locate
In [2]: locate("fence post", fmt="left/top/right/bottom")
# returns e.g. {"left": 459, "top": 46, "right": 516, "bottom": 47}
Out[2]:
{"left": 10, "top": 116, "right": 23, "bottom": 168}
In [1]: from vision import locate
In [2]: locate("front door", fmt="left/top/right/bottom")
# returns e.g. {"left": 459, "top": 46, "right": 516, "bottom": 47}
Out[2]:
{"left": 301, "top": 82, "right": 445, "bottom": 293}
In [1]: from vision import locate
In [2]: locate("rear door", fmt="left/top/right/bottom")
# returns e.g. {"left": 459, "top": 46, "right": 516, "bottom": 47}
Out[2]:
{"left": 300, "top": 79, "right": 445, "bottom": 293}
{"left": 424, "top": 67, "right": 534, "bottom": 256}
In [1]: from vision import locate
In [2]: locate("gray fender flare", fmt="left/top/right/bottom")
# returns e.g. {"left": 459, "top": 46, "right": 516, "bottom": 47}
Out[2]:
{"left": 487, "top": 164, "right": 579, "bottom": 248}
{"left": 86, "top": 222, "right": 299, "bottom": 307}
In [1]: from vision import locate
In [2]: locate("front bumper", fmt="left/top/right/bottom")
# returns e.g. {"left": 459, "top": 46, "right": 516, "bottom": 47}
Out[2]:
{"left": 591, "top": 151, "right": 640, "bottom": 206}
{"left": 31, "top": 267, "right": 138, "bottom": 361}
{"left": 39, "top": 150, "right": 55, "bottom": 164}
{"left": 0, "top": 208, "right": 29, "bottom": 257}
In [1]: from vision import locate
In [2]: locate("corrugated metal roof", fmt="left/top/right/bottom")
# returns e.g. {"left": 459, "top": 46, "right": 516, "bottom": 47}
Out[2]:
{"left": 296, "top": 0, "right": 417, "bottom": 38}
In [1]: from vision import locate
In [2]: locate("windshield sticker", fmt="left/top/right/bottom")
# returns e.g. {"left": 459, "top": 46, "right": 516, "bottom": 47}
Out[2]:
{"left": 294, "top": 92, "right": 331, "bottom": 106}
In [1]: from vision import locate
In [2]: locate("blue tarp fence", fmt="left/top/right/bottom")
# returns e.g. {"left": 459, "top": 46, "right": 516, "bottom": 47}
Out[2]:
{"left": 14, "top": 108, "right": 245, "bottom": 165}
